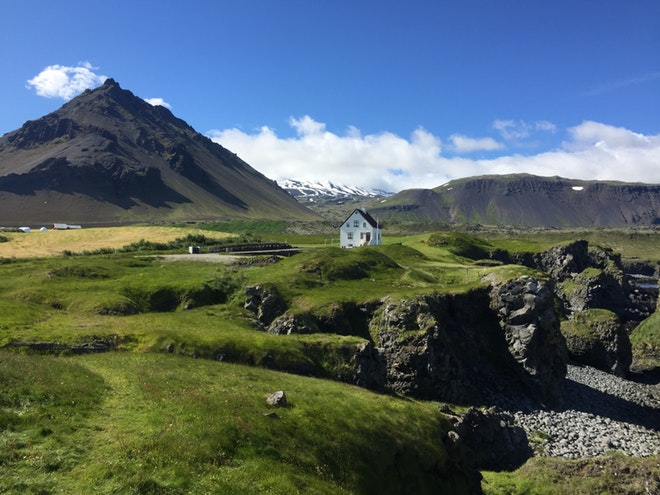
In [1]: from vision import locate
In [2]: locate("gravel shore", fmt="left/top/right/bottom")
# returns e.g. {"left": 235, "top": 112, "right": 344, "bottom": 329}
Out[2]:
{"left": 508, "top": 365, "right": 659, "bottom": 458}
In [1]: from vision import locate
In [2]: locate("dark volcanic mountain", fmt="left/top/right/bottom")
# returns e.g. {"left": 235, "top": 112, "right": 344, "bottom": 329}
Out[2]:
{"left": 0, "top": 79, "right": 320, "bottom": 226}
{"left": 369, "top": 174, "right": 660, "bottom": 227}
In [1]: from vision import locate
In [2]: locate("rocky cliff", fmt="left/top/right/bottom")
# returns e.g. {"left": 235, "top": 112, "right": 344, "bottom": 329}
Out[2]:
{"left": 246, "top": 278, "right": 568, "bottom": 406}
{"left": 245, "top": 238, "right": 656, "bottom": 398}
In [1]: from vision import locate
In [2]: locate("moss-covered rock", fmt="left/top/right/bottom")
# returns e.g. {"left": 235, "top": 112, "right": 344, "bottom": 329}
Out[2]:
{"left": 368, "top": 280, "right": 567, "bottom": 405}
{"left": 561, "top": 309, "right": 632, "bottom": 376}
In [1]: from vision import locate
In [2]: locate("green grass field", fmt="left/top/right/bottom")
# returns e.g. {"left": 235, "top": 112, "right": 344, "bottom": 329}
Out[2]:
{"left": 0, "top": 351, "right": 470, "bottom": 494}
{"left": 0, "top": 225, "right": 657, "bottom": 493}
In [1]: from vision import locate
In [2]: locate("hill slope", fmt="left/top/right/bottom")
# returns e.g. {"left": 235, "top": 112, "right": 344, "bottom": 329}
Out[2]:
{"left": 0, "top": 79, "right": 320, "bottom": 226}
{"left": 370, "top": 174, "right": 660, "bottom": 227}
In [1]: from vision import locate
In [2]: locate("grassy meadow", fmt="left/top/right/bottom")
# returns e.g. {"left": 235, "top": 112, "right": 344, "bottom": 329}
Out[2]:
{"left": 0, "top": 226, "right": 234, "bottom": 259}
{"left": 0, "top": 224, "right": 658, "bottom": 493}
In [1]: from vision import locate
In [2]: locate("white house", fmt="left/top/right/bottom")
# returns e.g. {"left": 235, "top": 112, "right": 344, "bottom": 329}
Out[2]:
{"left": 339, "top": 209, "right": 382, "bottom": 248}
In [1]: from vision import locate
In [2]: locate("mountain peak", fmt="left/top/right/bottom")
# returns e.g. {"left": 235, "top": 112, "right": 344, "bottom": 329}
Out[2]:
{"left": 0, "top": 81, "right": 320, "bottom": 225}
{"left": 101, "top": 77, "right": 119, "bottom": 88}
{"left": 280, "top": 179, "right": 393, "bottom": 199}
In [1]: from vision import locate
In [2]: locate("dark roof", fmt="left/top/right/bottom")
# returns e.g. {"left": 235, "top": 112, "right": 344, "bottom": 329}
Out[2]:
{"left": 342, "top": 208, "right": 380, "bottom": 228}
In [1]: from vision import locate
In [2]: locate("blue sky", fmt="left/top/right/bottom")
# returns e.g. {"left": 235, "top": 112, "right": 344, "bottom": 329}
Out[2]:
{"left": 2, "top": 0, "right": 659, "bottom": 191}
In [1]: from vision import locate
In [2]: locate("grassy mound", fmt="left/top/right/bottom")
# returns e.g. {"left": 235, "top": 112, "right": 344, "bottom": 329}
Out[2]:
{"left": 426, "top": 232, "right": 493, "bottom": 261}
{"left": 482, "top": 454, "right": 660, "bottom": 495}
{"left": 0, "top": 351, "right": 472, "bottom": 494}
{"left": 630, "top": 311, "right": 660, "bottom": 371}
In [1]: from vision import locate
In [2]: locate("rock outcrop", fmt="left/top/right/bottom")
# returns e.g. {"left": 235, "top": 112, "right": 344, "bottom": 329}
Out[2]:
{"left": 448, "top": 407, "right": 532, "bottom": 471}
{"left": 369, "top": 289, "right": 506, "bottom": 404}
{"left": 560, "top": 268, "right": 630, "bottom": 318}
{"left": 492, "top": 239, "right": 656, "bottom": 377}
{"left": 561, "top": 309, "right": 632, "bottom": 376}
{"left": 530, "top": 240, "right": 594, "bottom": 281}
{"left": 491, "top": 276, "right": 568, "bottom": 403}
{"left": 245, "top": 239, "right": 653, "bottom": 403}
{"left": 267, "top": 312, "right": 318, "bottom": 335}
{"left": 369, "top": 281, "right": 567, "bottom": 405}
{"left": 244, "top": 284, "right": 286, "bottom": 328}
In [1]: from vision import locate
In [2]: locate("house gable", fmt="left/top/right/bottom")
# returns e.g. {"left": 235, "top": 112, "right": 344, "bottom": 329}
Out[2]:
{"left": 339, "top": 209, "right": 381, "bottom": 248}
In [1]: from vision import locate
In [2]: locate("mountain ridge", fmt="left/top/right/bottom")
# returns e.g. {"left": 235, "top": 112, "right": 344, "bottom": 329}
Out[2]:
{"left": 367, "top": 174, "right": 660, "bottom": 227}
{"left": 279, "top": 179, "right": 392, "bottom": 199}
{"left": 0, "top": 79, "right": 320, "bottom": 226}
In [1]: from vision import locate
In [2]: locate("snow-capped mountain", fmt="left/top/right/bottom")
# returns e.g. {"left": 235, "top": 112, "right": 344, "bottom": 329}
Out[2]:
{"left": 279, "top": 179, "right": 392, "bottom": 199}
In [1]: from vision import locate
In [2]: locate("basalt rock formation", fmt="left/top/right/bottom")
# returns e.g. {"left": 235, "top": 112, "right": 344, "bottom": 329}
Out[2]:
{"left": 490, "top": 276, "right": 568, "bottom": 403}
{"left": 492, "top": 239, "right": 657, "bottom": 376}
{"left": 561, "top": 309, "right": 632, "bottom": 377}
{"left": 244, "top": 241, "right": 657, "bottom": 401}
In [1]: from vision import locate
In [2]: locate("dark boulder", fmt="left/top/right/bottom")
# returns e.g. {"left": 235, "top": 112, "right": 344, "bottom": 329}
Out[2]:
{"left": 559, "top": 268, "right": 630, "bottom": 320}
{"left": 267, "top": 312, "right": 318, "bottom": 335}
{"left": 531, "top": 240, "right": 592, "bottom": 281}
{"left": 450, "top": 407, "right": 532, "bottom": 471}
{"left": 561, "top": 309, "right": 632, "bottom": 376}
{"left": 369, "top": 290, "right": 503, "bottom": 404}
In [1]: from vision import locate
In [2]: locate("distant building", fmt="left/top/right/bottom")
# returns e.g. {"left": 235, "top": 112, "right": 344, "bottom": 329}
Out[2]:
{"left": 339, "top": 209, "right": 382, "bottom": 249}
{"left": 52, "top": 223, "right": 82, "bottom": 230}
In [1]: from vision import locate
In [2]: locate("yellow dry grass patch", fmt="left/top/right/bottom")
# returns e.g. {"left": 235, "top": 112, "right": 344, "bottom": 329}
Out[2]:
{"left": 0, "top": 226, "right": 233, "bottom": 258}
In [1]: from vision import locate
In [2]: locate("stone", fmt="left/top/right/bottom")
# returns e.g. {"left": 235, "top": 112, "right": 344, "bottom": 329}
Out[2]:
{"left": 266, "top": 390, "right": 288, "bottom": 407}
{"left": 267, "top": 312, "right": 317, "bottom": 335}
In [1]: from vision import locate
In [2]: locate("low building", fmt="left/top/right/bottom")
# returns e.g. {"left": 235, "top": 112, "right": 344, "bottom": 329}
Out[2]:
{"left": 339, "top": 209, "right": 382, "bottom": 248}
{"left": 52, "top": 223, "right": 82, "bottom": 230}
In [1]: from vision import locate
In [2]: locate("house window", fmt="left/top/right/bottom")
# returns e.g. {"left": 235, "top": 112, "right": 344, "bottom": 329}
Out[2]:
{"left": 360, "top": 232, "right": 364, "bottom": 239}
{"left": 363, "top": 222, "right": 366, "bottom": 228}
{"left": 347, "top": 232, "right": 353, "bottom": 240}
{"left": 353, "top": 220, "right": 359, "bottom": 227}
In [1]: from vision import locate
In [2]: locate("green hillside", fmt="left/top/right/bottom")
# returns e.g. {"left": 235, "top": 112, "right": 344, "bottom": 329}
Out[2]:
{"left": 0, "top": 351, "right": 473, "bottom": 494}
{"left": 0, "top": 226, "right": 657, "bottom": 493}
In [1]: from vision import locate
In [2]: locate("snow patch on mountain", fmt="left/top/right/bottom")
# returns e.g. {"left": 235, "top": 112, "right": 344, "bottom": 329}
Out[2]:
{"left": 279, "top": 179, "right": 393, "bottom": 199}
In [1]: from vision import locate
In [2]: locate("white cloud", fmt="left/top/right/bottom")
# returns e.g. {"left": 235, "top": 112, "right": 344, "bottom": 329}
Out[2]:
{"left": 564, "top": 120, "right": 652, "bottom": 150}
{"left": 493, "top": 119, "right": 557, "bottom": 141}
{"left": 207, "top": 117, "right": 660, "bottom": 192}
{"left": 208, "top": 117, "right": 446, "bottom": 192}
{"left": 449, "top": 134, "right": 504, "bottom": 153}
{"left": 144, "top": 97, "right": 172, "bottom": 110}
{"left": 27, "top": 62, "right": 107, "bottom": 100}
